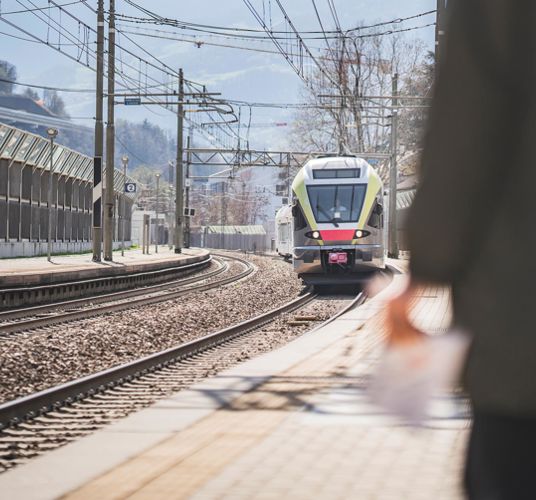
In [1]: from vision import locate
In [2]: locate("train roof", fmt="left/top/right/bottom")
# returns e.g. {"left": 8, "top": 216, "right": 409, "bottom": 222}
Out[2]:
{"left": 305, "top": 155, "right": 370, "bottom": 171}
{"left": 293, "top": 156, "right": 381, "bottom": 189}
{"left": 275, "top": 204, "right": 293, "bottom": 221}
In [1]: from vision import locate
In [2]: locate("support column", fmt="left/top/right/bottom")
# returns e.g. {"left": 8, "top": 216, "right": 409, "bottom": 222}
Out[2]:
{"left": 185, "top": 127, "right": 192, "bottom": 248}
{"left": 103, "top": 0, "right": 115, "bottom": 261}
{"left": 174, "top": 68, "right": 185, "bottom": 253}
{"left": 435, "top": 0, "right": 448, "bottom": 72}
{"left": 92, "top": 0, "right": 105, "bottom": 261}
{"left": 387, "top": 73, "right": 399, "bottom": 259}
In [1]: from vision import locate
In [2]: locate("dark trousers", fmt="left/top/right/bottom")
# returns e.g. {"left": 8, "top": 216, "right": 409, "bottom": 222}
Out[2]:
{"left": 465, "top": 412, "right": 536, "bottom": 500}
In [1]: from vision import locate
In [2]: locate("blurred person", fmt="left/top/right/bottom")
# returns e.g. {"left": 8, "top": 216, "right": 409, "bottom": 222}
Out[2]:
{"left": 386, "top": 1, "right": 536, "bottom": 499}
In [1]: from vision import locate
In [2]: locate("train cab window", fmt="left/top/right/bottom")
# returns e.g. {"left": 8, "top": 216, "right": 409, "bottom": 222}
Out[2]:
{"left": 292, "top": 204, "right": 307, "bottom": 230}
{"left": 307, "top": 185, "right": 367, "bottom": 223}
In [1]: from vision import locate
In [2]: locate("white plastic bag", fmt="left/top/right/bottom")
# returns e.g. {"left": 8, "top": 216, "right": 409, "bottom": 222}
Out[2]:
{"left": 368, "top": 330, "right": 470, "bottom": 425}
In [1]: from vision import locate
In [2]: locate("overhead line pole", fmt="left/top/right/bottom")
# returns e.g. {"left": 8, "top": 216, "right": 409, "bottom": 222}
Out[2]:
{"left": 174, "top": 68, "right": 185, "bottom": 253}
{"left": 185, "top": 126, "right": 193, "bottom": 248}
{"left": 168, "top": 160, "right": 174, "bottom": 250}
{"left": 337, "top": 36, "right": 346, "bottom": 154}
{"left": 435, "top": 0, "right": 448, "bottom": 71}
{"left": 92, "top": 0, "right": 105, "bottom": 262}
{"left": 388, "top": 73, "right": 399, "bottom": 259}
{"left": 104, "top": 0, "right": 116, "bottom": 261}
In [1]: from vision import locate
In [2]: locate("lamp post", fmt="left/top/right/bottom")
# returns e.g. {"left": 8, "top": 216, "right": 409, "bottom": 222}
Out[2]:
{"left": 121, "top": 155, "right": 128, "bottom": 257}
{"left": 46, "top": 127, "right": 58, "bottom": 263}
{"left": 155, "top": 173, "right": 160, "bottom": 254}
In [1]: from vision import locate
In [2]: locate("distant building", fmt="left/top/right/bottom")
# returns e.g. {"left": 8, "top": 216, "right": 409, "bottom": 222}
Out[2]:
{"left": 0, "top": 94, "right": 56, "bottom": 117}
{"left": 0, "top": 94, "right": 59, "bottom": 137}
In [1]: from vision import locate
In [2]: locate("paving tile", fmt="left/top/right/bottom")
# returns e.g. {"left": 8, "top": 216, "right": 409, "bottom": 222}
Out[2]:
{"left": 59, "top": 281, "right": 467, "bottom": 500}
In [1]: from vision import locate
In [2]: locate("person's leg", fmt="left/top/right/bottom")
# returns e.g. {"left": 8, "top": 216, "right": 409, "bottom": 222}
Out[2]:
{"left": 465, "top": 412, "right": 536, "bottom": 500}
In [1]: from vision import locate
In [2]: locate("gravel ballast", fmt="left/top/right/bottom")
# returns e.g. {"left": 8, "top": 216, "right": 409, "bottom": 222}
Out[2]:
{"left": 0, "top": 254, "right": 305, "bottom": 403}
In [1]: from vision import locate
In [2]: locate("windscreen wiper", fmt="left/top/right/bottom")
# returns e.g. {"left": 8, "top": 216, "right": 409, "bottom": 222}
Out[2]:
{"left": 317, "top": 205, "right": 339, "bottom": 227}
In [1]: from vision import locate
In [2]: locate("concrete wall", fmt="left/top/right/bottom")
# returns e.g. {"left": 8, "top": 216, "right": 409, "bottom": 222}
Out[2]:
{"left": 131, "top": 210, "right": 167, "bottom": 246}
{"left": 0, "top": 240, "right": 132, "bottom": 259}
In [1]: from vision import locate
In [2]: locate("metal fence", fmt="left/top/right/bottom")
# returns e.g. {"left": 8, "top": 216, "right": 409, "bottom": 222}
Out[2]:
{"left": 190, "top": 225, "right": 268, "bottom": 252}
{"left": 0, "top": 123, "right": 136, "bottom": 257}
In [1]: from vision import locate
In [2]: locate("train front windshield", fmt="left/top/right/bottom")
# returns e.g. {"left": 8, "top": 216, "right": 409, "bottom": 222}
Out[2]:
{"left": 307, "top": 184, "right": 367, "bottom": 223}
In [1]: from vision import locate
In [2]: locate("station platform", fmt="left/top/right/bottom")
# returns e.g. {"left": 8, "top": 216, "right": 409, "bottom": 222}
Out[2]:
{"left": 0, "top": 266, "right": 469, "bottom": 499}
{"left": 0, "top": 247, "right": 209, "bottom": 287}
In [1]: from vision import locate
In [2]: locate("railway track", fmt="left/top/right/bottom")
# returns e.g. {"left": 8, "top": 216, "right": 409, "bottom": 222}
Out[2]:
{"left": 0, "top": 290, "right": 365, "bottom": 472}
{"left": 0, "top": 252, "right": 213, "bottom": 310}
{"left": 0, "top": 254, "right": 255, "bottom": 336}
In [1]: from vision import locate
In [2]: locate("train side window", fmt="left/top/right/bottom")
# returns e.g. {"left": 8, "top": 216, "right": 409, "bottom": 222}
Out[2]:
{"left": 278, "top": 223, "right": 288, "bottom": 243}
{"left": 292, "top": 204, "right": 307, "bottom": 230}
{"left": 368, "top": 201, "right": 384, "bottom": 229}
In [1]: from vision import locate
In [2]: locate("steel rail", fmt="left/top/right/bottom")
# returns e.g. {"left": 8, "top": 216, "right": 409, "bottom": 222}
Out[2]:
{"left": 0, "top": 288, "right": 315, "bottom": 428}
{"left": 0, "top": 255, "right": 254, "bottom": 336}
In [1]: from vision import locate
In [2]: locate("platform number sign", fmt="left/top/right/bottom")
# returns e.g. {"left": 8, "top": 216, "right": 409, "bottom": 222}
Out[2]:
{"left": 124, "top": 182, "right": 137, "bottom": 193}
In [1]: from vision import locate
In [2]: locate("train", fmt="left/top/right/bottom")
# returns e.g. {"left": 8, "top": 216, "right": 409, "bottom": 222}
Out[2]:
{"left": 274, "top": 204, "right": 293, "bottom": 260}
{"left": 276, "top": 154, "right": 385, "bottom": 285}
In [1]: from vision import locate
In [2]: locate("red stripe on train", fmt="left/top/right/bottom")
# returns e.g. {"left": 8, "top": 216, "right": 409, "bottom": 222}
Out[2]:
{"left": 319, "top": 229, "right": 355, "bottom": 241}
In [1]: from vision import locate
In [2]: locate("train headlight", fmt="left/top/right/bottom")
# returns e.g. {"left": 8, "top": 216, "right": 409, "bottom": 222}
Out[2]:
{"left": 355, "top": 230, "right": 371, "bottom": 238}
{"left": 305, "top": 231, "right": 322, "bottom": 240}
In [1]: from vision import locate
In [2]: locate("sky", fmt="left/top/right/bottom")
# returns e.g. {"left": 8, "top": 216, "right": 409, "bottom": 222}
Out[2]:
{"left": 0, "top": 0, "right": 436, "bottom": 150}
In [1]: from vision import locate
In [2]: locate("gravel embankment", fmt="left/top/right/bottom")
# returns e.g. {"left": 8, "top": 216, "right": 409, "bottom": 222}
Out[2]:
{"left": 0, "top": 254, "right": 304, "bottom": 403}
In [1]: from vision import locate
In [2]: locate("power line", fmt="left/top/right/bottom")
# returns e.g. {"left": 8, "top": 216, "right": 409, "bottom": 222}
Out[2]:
{"left": 326, "top": 0, "right": 342, "bottom": 33}
{"left": 1, "top": 0, "right": 244, "bottom": 152}
{"left": 0, "top": 0, "right": 85, "bottom": 15}
{"left": 243, "top": 0, "right": 340, "bottom": 91}
{"left": 119, "top": 1, "right": 435, "bottom": 37}
{"left": 0, "top": 27, "right": 88, "bottom": 45}
{"left": 310, "top": 0, "right": 338, "bottom": 62}
{"left": 353, "top": 22, "right": 435, "bottom": 39}
{"left": 2, "top": 1, "right": 238, "bottom": 148}
{"left": 0, "top": 76, "right": 95, "bottom": 92}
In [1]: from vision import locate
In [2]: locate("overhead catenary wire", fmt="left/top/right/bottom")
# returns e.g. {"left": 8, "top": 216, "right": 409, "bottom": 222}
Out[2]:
{"left": 8, "top": 0, "right": 175, "bottom": 96}
{"left": 0, "top": 27, "right": 89, "bottom": 45}
{"left": 0, "top": 76, "right": 95, "bottom": 93}
{"left": 117, "top": 1, "right": 435, "bottom": 37}
{"left": 310, "top": 0, "right": 338, "bottom": 62}
{"left": 326, "top": 0, "right": 342, "bottom": 33}
{"left": 1, "top": 2, "right": 170, "bottom": 96}
{"left": 242, "top": 0, "right": 341, "bottom": 91}
{"left": 0, "top": 0, "right": 432, "bottom": 152}
{"left": 115, "top": 23, "right": 435, "bottom": 67}
{"left": 0, "top": 0, "right": 86, "bottom": 15}
{"left": 1, "top": 1, "right": 242, "bottom": 149}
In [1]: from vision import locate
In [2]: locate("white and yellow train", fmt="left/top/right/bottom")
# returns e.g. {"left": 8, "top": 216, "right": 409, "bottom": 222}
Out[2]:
{"left": 276, "top": 155, "right": 385, "bottom": 285}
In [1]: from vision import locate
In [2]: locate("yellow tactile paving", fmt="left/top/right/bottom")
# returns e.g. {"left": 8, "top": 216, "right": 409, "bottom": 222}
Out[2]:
{"left": 63, "top": 284, "right": 464, "bottom": 500}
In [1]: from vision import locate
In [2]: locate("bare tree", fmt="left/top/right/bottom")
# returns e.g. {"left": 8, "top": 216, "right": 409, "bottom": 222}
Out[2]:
{"left": 0, "top": 60, "right": 17, "bottom": 94}
{"left": 290, "top": 28, "right": 430, "bottom": 179}
{"left": 190, "top": 171, "right": 270, "bottom": 228}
